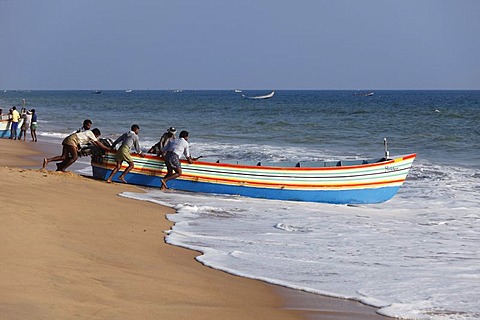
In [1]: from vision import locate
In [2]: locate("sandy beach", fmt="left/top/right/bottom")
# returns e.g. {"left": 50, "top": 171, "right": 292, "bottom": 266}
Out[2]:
{"left": 0, "top": 138, "right": 391, "bottom": 320}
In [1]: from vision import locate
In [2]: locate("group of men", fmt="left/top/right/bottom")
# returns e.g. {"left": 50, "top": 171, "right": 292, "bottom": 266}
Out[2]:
{"left": 1, "top": 105, "right": 38, "bottom": 141}
{"left": 42, "top": 120, "right": 196, "bottom": 190}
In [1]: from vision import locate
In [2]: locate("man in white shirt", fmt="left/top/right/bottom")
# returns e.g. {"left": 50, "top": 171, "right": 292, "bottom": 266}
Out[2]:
{"left": 19, "top": 109, "right": 32, "bottom": 141}
{"left": 42, "top": 128, "right": 110, "bottom": 172}
{"left": 160, "top": 130, "right": 195, "bottom": 190}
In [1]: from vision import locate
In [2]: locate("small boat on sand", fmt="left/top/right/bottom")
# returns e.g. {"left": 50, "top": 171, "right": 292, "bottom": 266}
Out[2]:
{"left": 90, "top": 140, "right": 416, "bottom": 204}
{"left": 242, "top": 91, "right": 275, "bottom": 100}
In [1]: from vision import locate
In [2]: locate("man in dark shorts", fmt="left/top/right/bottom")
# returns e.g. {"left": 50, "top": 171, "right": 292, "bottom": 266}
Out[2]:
{"left": 160, "top": 130, "right": 195, "bottom": 190}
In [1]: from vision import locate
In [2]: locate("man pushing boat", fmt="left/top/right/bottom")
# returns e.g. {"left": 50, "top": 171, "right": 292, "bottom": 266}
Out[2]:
{"left": 43, "top": 128, "right": 111, "bottom": 172}
{"left": 160, "top": 130, "right": 196, "bottom": 191}
{"left": 106, "top": 124, "right": 144, "bottom": 184}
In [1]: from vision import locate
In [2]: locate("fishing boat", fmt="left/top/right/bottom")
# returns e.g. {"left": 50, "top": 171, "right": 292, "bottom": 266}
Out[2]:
{"left": 353, "top": 92, "right": 374, "bottom": 97}
{"left": 0, "top": 117, "right": 24, "bottom": 138}
{"left": 91, "top": 141, "right": 416, "bottom": 204}
{"left": 242, "top": 91, "right": 275, "bottom": 100}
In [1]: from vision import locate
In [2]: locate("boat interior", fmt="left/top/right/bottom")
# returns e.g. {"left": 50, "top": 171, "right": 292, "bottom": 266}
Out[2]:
{"left": 205, "top": 158, "right": 387, "bottom": 168}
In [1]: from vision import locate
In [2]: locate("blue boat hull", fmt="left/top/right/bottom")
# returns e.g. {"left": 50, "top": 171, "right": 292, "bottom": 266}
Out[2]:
{"left": 93, "top": 166, "right": 401, "bottom": 204}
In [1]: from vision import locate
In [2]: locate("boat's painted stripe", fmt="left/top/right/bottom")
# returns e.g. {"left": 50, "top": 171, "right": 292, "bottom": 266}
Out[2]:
{"left": 106, "top": 152, "right": 416, "bottom": 171}
{"left": 96, "top": 158, "right": 412, "bottom": 177}
{"left": 97, "top": 161, "right": 413, "bottom": 182}
{"left": 92, "top": 165, "right": 410, "bottom": 190}
{"left": 91, "top": 153, "right": 415, "bottom": 203}
{"left": 92, "top": 166, "right": 403, "bottom": 204}
{"left": 181, "top": 163, "right": 414, "bottom": 181}
{"left": 100, "top": 153, "right": 415, "bottom": 176}
{"left": 95, "top": 155, "right": 414, "bottom": 188}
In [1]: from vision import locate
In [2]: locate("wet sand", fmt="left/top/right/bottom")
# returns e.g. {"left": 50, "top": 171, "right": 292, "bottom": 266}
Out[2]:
{"left": 0, "top": 138, "right": 392, "bottom": 319}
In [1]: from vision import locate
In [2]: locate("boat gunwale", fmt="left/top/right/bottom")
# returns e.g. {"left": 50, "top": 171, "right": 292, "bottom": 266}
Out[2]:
{"left": 127, "top": 152, "right": 417, "bottom": 172}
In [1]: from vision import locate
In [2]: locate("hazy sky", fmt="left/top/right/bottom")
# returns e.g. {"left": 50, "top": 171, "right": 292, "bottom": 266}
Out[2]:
{"left": 1, "top": 0, "right": 479, "bottom": 90}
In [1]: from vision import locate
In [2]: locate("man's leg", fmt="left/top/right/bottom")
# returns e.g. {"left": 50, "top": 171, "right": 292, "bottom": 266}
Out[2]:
{"left": 57, "top": 145, "right": 79, "bottom": 172}
{"left": 118, "top": 160, "right": 134, "bottom": 183}
{"left": 106, "top": 161, "right": 122, "bottom": 183}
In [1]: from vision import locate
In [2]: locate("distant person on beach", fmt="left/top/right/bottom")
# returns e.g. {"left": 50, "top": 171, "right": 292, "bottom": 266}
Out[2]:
{"left": 17, "top": 108, "right": 26, "bottom": 139}
{"left": 76, "top": 119, "right": 92, "bottom": 133}
{"left": 42, "top": 128, "right": 110, "bottom": 172}
{"left": 19, "top": 109, "right": 32, "bottom": 141}
{"left": 106, "top": 124, "right": 144, "bottom": 184}
{"left": 160, "top": 130, "right": 197, "bottom": 190}
{"left": 9, "top": 106, "right": 20, "bottom": 140}
{"left": 148, "top": 127, "right": 176, "bottom": 155}
{"left": 30, "top": 109, "right": 38, "bottom": 142}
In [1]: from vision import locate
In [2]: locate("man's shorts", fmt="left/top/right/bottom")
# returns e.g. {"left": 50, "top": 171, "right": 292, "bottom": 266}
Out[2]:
{"left": 165, "top": 151, "right": 181, "bottom": 169}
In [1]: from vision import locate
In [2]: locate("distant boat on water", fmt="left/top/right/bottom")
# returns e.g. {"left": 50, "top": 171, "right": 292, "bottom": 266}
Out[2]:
{"left": 354, "top": 91, "right": 374, "bottom": 97}
{"left": 92, "top": 90, "right": 102, "bottom": 94}
{"left": 242, "top": 91, "right": 275, "bottom": 100}
{"left": 234, "top": 89, "right": 242, "bottom": 93}
{"left": 125, "top": 89, "right": 133, "bottom": 93}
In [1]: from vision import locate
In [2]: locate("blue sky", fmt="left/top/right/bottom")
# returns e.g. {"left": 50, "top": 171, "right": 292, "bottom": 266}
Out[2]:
{"left": 1, "top": 0, "right": 479, "bottom": 90}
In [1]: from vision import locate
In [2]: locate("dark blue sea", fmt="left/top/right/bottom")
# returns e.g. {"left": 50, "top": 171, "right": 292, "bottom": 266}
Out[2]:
{"left": 3, "top": 90, "right": 479, "bottom": 167}
{"left": 2, "top": 90, "right": 479, "bottom": 319}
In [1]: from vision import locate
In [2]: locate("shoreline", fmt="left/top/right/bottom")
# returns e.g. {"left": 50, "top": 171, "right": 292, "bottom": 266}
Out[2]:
{"left": 0, "top": 138, "right": 392, "bottom": 320}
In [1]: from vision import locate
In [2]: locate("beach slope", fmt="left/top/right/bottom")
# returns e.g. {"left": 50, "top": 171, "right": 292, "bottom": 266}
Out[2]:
{"left": 0, "top": 139, "right": 299, "bottom": 320}
{"left": 0, "top": 139, "right": 392, "bottom": 320}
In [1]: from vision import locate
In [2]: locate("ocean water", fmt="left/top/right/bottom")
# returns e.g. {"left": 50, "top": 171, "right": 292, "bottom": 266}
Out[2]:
{"left": 2, "top": 90, "right": 479, "bottom": 319}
